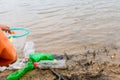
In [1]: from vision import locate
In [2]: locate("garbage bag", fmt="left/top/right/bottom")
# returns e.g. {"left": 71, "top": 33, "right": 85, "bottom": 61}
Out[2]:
{"left": 6, "top": 61, "right": 34, "bottom": 80}
{"left": 29, "top": 53, "right": 54, "bottom": 62}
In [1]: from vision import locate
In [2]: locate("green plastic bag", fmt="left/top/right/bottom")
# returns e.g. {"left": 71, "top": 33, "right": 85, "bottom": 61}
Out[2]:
{"left": 6, "top": 61, "right": 34, "bottom": 80}
{"left": 6, "top": 53, "right": 55, "bottom": 80}
{"left": 29, "top": 53, "right": 54, "bottom": 62}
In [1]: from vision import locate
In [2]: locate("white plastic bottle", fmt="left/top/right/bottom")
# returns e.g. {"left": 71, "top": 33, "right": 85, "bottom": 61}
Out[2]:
{"left": 34, "top": 60, "right": 67, "bottom": 69}
{"left": 23, "top": 41, "right": 35, "bottom": 61}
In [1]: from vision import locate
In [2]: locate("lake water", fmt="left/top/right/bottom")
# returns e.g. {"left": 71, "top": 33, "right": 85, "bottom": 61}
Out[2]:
{"left": 0, "top": 0, "right": 120, "bottom": 54}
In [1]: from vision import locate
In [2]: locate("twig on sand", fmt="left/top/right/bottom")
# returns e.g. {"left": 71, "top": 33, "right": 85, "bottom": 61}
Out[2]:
{"left": 64, "top": 52, "right": 70, "bottom": 60}
{"left": 49, "top": 68, "right": 68, "bottom": 80}
{"left": 86, "top": 69, "right": 104, "bottom": 78}
{"left": 78, "top": 60, "right": 88, "bottom": 73}
{"left": 78, "top": 60, "right": 104, "bottom": 78}
{"left": 92, "top": 50, "right": 96, "bottom": 60}
{"left": 110, "top": 69, "right": 120, "bottom": 74}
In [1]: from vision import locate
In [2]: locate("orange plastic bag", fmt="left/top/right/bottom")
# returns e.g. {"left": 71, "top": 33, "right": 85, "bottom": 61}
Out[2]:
{"left": 0, "top": 28, "right": 17, "bottom": 66}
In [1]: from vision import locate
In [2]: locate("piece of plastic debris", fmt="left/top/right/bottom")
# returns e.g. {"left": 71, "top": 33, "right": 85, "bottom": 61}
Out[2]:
{"left": 6, "top": 53, "right": 55, "bottom": 80}
{"left": 6, "top": 61, "right": 34, "bottom": 80}
{"left": 34, "top": 60, "right": 67, "bottom": 69}
{"left": 8, "top": 59, "right": 26, "bottom": 70}
{"left": 24, "top": 41, "right": 35, "bottom": 61}
{"left": 29, "top": 53, "right": 55, "bottom": 62}
{"left": 0, "top": 66, "right": 7, "bottom": 72}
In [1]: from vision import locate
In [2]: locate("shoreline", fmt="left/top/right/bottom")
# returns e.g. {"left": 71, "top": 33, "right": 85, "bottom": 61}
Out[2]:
{"left": 0, "top": 44, "right": 120, "bottom": 80}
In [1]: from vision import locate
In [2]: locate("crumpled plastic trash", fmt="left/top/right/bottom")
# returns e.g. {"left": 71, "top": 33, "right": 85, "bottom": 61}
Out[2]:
{"left": 0, "top": 66, "right": 7, "bottom": 72}
{"left": 8, "top": 59, "right": 26, "bottom": 70}
{"left": 23, "top": 41, "right": 35, "bottom": 61}
{"left": 0, "top": 59, "right": 26, "bottom": 72}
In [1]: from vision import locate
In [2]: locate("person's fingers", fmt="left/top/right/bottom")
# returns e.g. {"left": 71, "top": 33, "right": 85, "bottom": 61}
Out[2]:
{"left": 6, "top": 27, "right": 12, "bottom": 34}
{"left": 5, "top": 27, "right": 12, "bottom": 34}
{"left": 8, "top": 30, "right": 12, "bottom": 34}
{"left": 0, "top": 24, "right": 12, "bottom": 34}
{"left": 4, "top": 29, "right": 11, "bottom": 34}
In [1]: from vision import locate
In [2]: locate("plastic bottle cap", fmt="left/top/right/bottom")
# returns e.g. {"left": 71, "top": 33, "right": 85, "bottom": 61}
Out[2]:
{"left": 34, "top": 62, "right": 38, "bottom": 68}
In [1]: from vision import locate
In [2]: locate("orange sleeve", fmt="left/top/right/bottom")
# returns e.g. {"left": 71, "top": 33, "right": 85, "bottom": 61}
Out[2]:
{"left": 0, "top": 28, "right": 17, "bottom": 66}
{"left": 0, "top": 28, "right": 5, "bottom": 55}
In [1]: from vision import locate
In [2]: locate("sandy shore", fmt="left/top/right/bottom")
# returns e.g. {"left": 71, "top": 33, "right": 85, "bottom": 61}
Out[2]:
{"left": 0, "top": 44, "right": 120, "bottom": 80}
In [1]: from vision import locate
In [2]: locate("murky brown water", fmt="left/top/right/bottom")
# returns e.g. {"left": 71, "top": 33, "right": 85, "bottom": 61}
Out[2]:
{"left": 0, "top": 0, "right": 120, "bottom": 54}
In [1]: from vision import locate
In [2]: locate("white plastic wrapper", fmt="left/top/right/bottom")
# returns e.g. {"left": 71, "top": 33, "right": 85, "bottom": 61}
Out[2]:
{"left": 0, "top": 66, "right": 7, "bottom": 72}
{"left": 8, "top": 59, "right": 26, "bottom": 70}
{"left": 23, "top": 41, "right": 35, "bottom": 61}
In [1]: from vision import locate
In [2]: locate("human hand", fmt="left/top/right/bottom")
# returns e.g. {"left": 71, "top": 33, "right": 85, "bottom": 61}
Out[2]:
{"left": 0, "top": 24, "right": 11, "bottom": 34}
